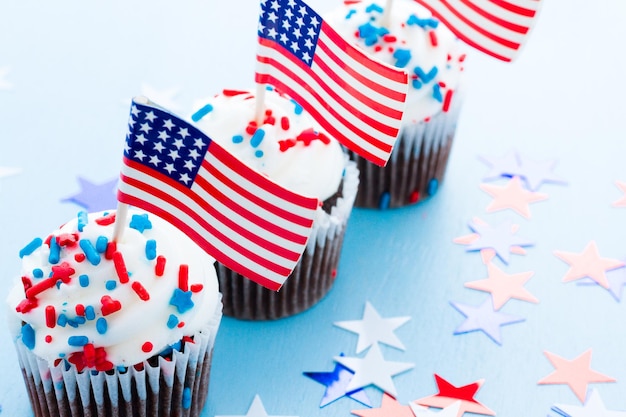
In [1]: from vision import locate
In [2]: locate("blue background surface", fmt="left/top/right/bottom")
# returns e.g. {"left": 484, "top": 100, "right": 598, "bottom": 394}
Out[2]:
{"left": 2, "top": 1, "right": 626, "bottom": 415}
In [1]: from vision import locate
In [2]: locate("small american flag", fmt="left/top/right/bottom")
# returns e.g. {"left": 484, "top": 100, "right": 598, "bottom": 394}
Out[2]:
{"left": 256, "top": 0, "right": 409, "bottom": 167}
{"left": 118, "top": 98, "right": 319, "bottom": 291}
{"left": 414, "top": 0, "right": 543, "bottom": 62}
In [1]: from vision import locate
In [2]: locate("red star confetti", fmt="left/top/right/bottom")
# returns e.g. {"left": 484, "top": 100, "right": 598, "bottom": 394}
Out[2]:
{"left": 351, "top": 393, "right": 413, "bottom": 417}
{"left": 464, "top": 262, "right": 539, "bottom": 310}
{"left": 612, "top": 181, "right": 626, "bottom": 207}
{"left": 414, "top": 374, "right": 495, "bottom": 416}
{"left": 537, "top": 349, "right": 616, "bottom": 403}
{"left": 480, "top": 176, "right": 548, "bottom": 218}
{"left": 554, "top": 241, "right": 624, "bottom": 289}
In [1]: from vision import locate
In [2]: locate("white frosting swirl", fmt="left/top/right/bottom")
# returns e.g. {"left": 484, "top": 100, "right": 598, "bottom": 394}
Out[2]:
{"left": 191, "top": 88, "right": 345, "bottom": 201}
{"left": 7, "top": 209, "right": 219, "bottom": 369}
{"left": 325, "top": 0, "right": 466, "bottom": 122}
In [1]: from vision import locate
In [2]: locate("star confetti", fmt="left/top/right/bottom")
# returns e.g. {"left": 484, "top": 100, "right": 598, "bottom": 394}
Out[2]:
{"left": 334, "top": 301, "right": 410, "bottom": 353}
{"left": 414, "top": 374, "right": 495, "bottom": 416}
{"left": 554, "top": 241, "right": 624, "bottom": 289}
{"left": 62, "top": 177, "right": 118, "bottom": 212}
{"left": 0, "top": 167, "right": 21, "bottom": 179}
{"left": 478, "top": 150, "right": 520, "bottom": 181}
{"left": 304, "top": 354, "right": 371, "bottom": 408}
{"left": 216, "top": 395, "right": 299, "bottom": 417}
{"left": 334, "top": 344, "right": 414, "bottom": 397}
{"left": 480, "top": 176, "right": 548, "bottom": 218}
{"left": 410, "top": 401, "right": 462, "bottom": 417}
{"left": 552, "top": 389, "right": 626, "bottom": 417}
{"left": 464, "top": 262, "right": 539, "bottom": 310}
{"left": 577, "top": 264, "right": 626, "bottom": 301}
{"left": 450, "top": 298, "right": 525, "bottom": 345}
{"left": 538, "top": 349, "right": 616, "bottom": 403}
{"left": 479, "top": 150, "right": 566, "bottom": 191}
{"left": 461, "top": 218, "right": 534, "bottom": 264}
{"left": 0, "top": 66, "right": 12, "bottom": 90}
{"left": 351, "top": 393, "right": 412, "bottom": 417}
{"left": 612, "top": 181, "right": 626, "bottom": 207}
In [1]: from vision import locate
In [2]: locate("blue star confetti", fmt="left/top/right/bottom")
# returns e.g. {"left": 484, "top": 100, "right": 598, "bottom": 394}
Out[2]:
{"left": 62, "top": 177, "right": 117, "bottom": 212}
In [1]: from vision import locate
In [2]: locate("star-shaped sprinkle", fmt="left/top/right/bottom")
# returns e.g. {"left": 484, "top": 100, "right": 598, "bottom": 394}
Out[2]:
{"left": 62, "top": 177, "right": 117, "bottom": 212}
{"left": 577, "top": 264, "right": 626, "bottom": 301}
{"left": 552, "top": 389, "right": 626, "bottom": 417}
{"left": 334, "top": 344, "right": 414, "bottom": 397}
{"left": 464, "top": 263, "right": 539, "bottom": 310}
{"left": 351, "top": 393, "right": 412, "bottom": 417}
{"left": 304, "top": 354, "right": 371, "bottom": 408}
{"left": 612, "top": 181, "right": 626, "bottom": 207}
{"left": 450, "top": 298, "right": 525, "bottom": 345}
{"left": 334, "top": 301, "right": 410, "bottom": 353}
{"left": 216, "top": 395, "right": 298, "bottom": 417}
{"left": 554, "top": 241, "right": 624, "bottom": 289}
{"left": 0, "top": 67, "right": 12, "bottom": 90}
{"left": 516, "top": 153, "right": 567, "bottom": 191}
{"left": 410, "top": 401, "right": 462, "bottom": 417}
{"left": 480, "top": 176, "right": 548, "bottom": 218}
{"left": 414, "top": 374, "right": 495, "bottom": 416}
{"left": 478, "top": 150, "right": 520, "bottom": 181}
{"left": 169, "top": 288, "right": 194, "bottom": 313}
{"left": 464, "top": 219, "right": 534, "bottom": 264}
{"left": 538, "top": 349, "right": 616, "bottom": 403}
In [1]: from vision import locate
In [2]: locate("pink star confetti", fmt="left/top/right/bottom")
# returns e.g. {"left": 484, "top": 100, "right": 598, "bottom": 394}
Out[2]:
{"left": 480, "top": 176, "right": 548, "bottom": 218}
{"left": 414, "top": 374, "right": 495, "bottom": 416}
{"left": 554, "top": 241, "right": 624, "bottom": 289}
{"left": 612, "top": 181, "right": 626, "bottom": 208}
{"left": 351, "top": 393, "right": 413, "bottom": 417}
{"left": 537, "top": 349, "right": 616, "bottom": 403}
{"left": 464, "top": 263, "right": 539, "bottom": 310}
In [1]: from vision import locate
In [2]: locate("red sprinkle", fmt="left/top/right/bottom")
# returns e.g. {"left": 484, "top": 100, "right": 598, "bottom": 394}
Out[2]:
{"left": 447, "top": 53, "right": 452, "bottom": 61}
{"left": 45, "top": 305, "right": 56, "bottom": 328}
{"left": 141, "top": 342, "right": 153, "bottom": 353}
{"left": 331, "top": 269, "right": 337, "bottom": 278}
{"left": 113, "top": 251, "right": 129, "bottom": 284}
{"left": 101, "top": 295, "right": 122, "bottom": 316}
{"left": 26, "top": 277, "right": 59, "bottom": 299}
{"left": 95, "top": 213, "right": 116, "bottom": 226}
{"left": 57, "top": 233, "right": 79, "bottom": 247}
{"left": 178, "top": 264, "right": 189, "bottom": 292}
{"left": 190, "top": 284, "right": 204, "bottom": 293}
{"left": 74, "top": 253, "right": 86, "bottom": 263}
{"left": 263, "top": 115, "right": 276, "bottom": 125}
{"left": 374, "top": 45, "right": 383, "bottom": 53}
{"left": 382, "top": 34, "right": 397, "bottom": 43}
{"left": 428, "top": 30, "right": 438, "bottom": 47}
{"left": 442, "top": 89, "right": 454, "bottom": 113}
{"left": 132, "top": 281, "right": 150, "bottom": 301}
{"left": 459, "top": 54, "right": 467, "bottom": 62}
{"left": 21, "top": 276, "right": 32, "bottom": 292}
{"left": 222, "top": 89, "right": 248, "bottom": 97}
{"left": 265, "top": 109, "right": 273, "bottom": 116}
{"left": 280, "top": 116, "right": 290, "bottom": 130}
{"left": 15, "top": 298, "right": 38, "bottom": 313}
{"left": 182, "top": 336, "right": 195, "bottom": 344}
{"left": 104, "top": 242, "right": 117, "bottom": 260}
{"left": 45, "top": 335, "right": 52, "bottom": 343}
{"left": 177, "top": 321, "right": 185, "bottom": 328}
{"left": 155, "top": 255, "right": 166, "bottom": 277}
{"left": 44, "top": 235, "right": 53, "bottom": 247}
{"left": 409, "top": 191, "right": 420, "bottom": 203}
{"left": 245, "top": 121, "right": 258, "bottom": 135}
{"left": 278, "top": 139, "right": 297, "bottom": 152}
{"left": 75, "top": 304, "right": 85, "bottom": 316}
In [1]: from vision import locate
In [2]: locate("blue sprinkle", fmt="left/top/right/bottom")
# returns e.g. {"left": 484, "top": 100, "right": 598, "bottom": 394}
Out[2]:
{"left": 57, "top": 314, "right": 68, "bottom": 327}
{"left": 68, "top": 336, "right": 89, "bottom": 347}
{"left": 358, "top": 22, "right": 377, "bottom": 39}
{"left": 74, "top": 316, "right": 86, "bottom": 325}
{"left": 21, "top": 324, "right": 36, "bottom": 350}
{"left": 66, "top": 320, "right": 79, "bottom": 328}
{"left": 378, "top": 192, "right": 391, "bottom": 210}
{"left": 85, "top": 306, "right": 96, "bottom": 320}
{"left": 96, "top": 318, "right": 108, "bottom": 334}
{"left": 95, "top": 236, "right": 108, "bottom": 253}
{"left": 406, "top": 14, "right": 439, "bottom": 29}
{"left": 79, "top": 239, "right": 101, "bottom": 266}
{"left": 169, "top": 288, "right": 195, "bottom": 314}
{"left": 393, "top": 49, "right": 412, "bottom": 68}
{"left": 250, "top": 129, "right": 265, "bottom": 148}
{"left": 167, "top": 314, "right": 179, "bottom": 329}
{"left": 413, "top": 66, "right": 438, "bottom": 83}
{"left": 32, "top": 268, "right": 44, "bottom": 279}
{"left": 432, "top": 84, "right": 443, "bottom": 102}
{"left": 77, "top": 211, "right": 88, "bottom": 232}
{"left": 254, "top": 150, "right": 264, "bottom": 158}
{"left": 290, "top": 99, "right": 303, "bottom": 115}
{"left": 145, "top": 239, "right": 157, "bottom": 260}
{"left": 79, "top": 274, "right": 89, "bottom": 288}
{"left": 346, "top": 9, "right": 356, "bottom": 19}
{"left": 265, "top": 85, "right": 274, "bottom": 91}
{"left": 19, "top": 238, "right": 42, "bottom": 258}
{"left": 232, "top": 135, "right": 244, "bottom": 144}
{"left": 48, "top": 237, "right": 60, "bottom": 265}
{"left": 129, "top": 213, "right": 152, "bottom": 233}
{"left": 365, "top": 3, "right": 384, "bottom": 13}
{"left": 412, "top": 79, "right": 423, "bottom": 89}
{"left": 105, "top": 280, "right": 117, "bottom": 291}
{"left": 191, "top": 104, "right": 214, "bottom": 122}
{"left": 182, "top": 387, "right": 192, "bottom": 409}
{"left": 427, "top": 178, "right": 439, "bottom": 196}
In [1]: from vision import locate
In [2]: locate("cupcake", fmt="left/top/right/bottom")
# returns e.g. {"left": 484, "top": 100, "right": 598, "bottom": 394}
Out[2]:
{"left": 326, "top": 0, "right": 466, "bottom": 208}
{"left": 6, "top": 209, "right": 222, "bottom": 417}
{"left": 191, "top": 87, "right": 358, "bottom": 320}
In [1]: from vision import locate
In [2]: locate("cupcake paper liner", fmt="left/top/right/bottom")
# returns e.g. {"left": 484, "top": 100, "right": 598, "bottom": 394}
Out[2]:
{"left": 350, "top": 98, "right": 462, "bottom": 209}
{"left": 14, "top": 297, "right": 222, "bottom": 417}
{"left": 217, "top": 158, "right": 359, "bottom": 320}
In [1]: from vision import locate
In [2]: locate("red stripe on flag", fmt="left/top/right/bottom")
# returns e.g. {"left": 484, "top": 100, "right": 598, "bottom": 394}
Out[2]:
{"left": 489, "top": 0, "right": 538, "bottom": 17}
{"left": 459, "top": 0, "right": 530, "bottom": 34}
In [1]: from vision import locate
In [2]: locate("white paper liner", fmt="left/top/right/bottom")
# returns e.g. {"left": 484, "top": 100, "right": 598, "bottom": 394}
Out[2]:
{"left": 217, "top": 156, "right": 359, "bottom": 320}
{"left": 12, "top": 296, "right": 222, "bottom": 417}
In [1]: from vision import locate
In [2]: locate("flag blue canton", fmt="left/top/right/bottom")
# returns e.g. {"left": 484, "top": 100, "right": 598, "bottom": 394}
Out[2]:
{"left": 258, "top": 0, "right": 321, "bottom": 68}
{"left": 124, "top": 103, "right": 210, "bottom": 188}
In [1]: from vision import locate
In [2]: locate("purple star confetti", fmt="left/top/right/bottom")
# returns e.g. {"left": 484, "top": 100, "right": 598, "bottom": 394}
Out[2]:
{"left": 577, "top": 264, "right": 626, "bottom": 302}
{"left": 478, "top": 150, "right": 520, "bottom": 181}
{"left": 450, "top": 298, "right": 525, "bottom": 345}
{"left": 465, "top": 219, "right": 534, "bottom": 264}
{"left": 303, "top": 354, "right": 371, "bottom": 408}
{"left": 479, "top": 150, "right": 566, "bottom": 191}
{"left": 62, "top": 177, "right": 117, "bottom": 212}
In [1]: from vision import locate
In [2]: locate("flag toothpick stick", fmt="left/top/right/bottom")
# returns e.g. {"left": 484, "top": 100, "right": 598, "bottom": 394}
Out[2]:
{"left": 112, "top": 201, "right": 129, "bottom": 243}
{"left": 254, "top": 82, "right": 266, "bottom": 125}
{"left": 381, "top": 0, "right": 394, "bottom": 27}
